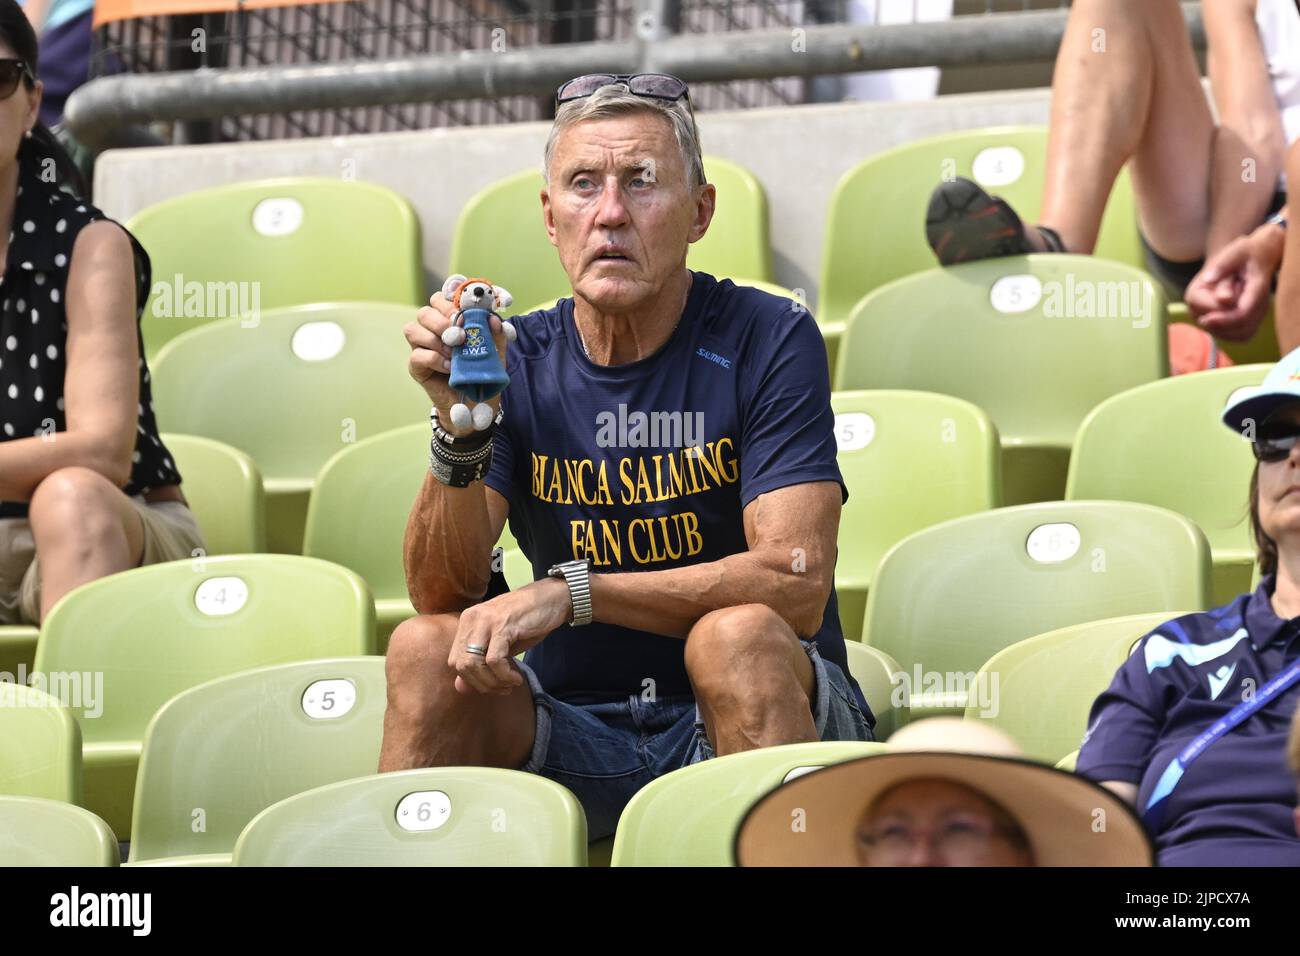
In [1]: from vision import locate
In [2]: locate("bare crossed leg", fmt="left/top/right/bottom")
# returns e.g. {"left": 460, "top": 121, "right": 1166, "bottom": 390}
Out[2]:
{"left": 927, "top": 0, "right": 1214, "bottom": 265}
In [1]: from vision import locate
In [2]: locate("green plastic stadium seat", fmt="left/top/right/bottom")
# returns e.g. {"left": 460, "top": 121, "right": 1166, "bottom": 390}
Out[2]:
{"left": 610, "top": 741, "right": 886, "bottom": 866}
{"left": 151, "top": 304, "right": 431, "bottom": 553}
{"left": 232, "top": 767, "right": 586, "bottom": 866}
{"left": 161, "top": 433, "right": 266, "bottom": 555}
{"left": 0, "top": 682, "right": 81, "bottom": 802}
{"left": 1066, "top": 366, "right": 1269, "bottom": 605}
{"left": 963, "top": 612, "right": 1190, "bottom": 765}
{"left": 32, "top": 554, "right": 376, "bottom": 838}
{"left": 449, "top": 170, "right": 568, "bottom": 318}
{"left": 836, "top": 255, "right": 1168, "bottom": 503}
{"left": 832, "top": 390, "right": 1001, "bottom": 640}
{"left": 127, "top": 178, "right": 423, "bottom": 359}
{"left": 128, "top": 658, "right": 387, "bottom": 866}
{"left": 304, "top": 423, "right": 526, "bottom": 650}
{"left": 0, "top": 626, "right": 38, "bottom": 677}
{"left": 863, "top": 501, "right": 1210, "bottom": 715}
{"left": 0, "top": 796, "right": 117, "bottom": 866}
{"left": 819, "top": 126, "right": 1142, "bottom": 332}
{"left": 841, "top": 640, "right": 906, "bottom": 741}
{"left": 450, "top": 157, "right": 772, "bottom": 317}
{"left": 501, "top": 548, "right": 532, "bottom": 591}
{"left": 688, "top": 157, "right": 773, "bottom": 282}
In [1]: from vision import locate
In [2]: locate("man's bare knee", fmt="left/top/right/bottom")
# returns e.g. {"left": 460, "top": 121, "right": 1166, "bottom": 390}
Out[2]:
{"left": 685, "top": 604, "right": 799, "bottom": 691}
{"left": 385, "top": 614, "right": 459, "bottom": 708}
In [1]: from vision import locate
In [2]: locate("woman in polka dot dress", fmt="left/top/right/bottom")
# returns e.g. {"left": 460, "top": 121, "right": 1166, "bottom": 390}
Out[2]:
{"left": 0, "top": 0, "right": 205, "bottom": 625}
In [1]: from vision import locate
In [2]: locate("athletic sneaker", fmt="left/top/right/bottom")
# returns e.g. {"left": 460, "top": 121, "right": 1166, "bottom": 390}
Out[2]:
{"left": 925, "top": 176, "right": 1064, "bottom": 265}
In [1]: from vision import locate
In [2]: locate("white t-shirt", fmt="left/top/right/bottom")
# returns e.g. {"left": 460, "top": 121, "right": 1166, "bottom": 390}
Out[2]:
{"left": 1257, "top": 0, "right": 1300, "bottom": 189}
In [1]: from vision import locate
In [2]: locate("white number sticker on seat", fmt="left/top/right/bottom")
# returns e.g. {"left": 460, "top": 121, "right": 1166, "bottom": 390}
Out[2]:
{"left": 989, "top": 275, "right": 1042, "bottom": 314}
{"left": 301, "top": 678, "right": 357, "bottom": 719}
{"left": 251, "top": 197, "right": 304, "bottom": 237}
{"left": 396, "top": 790, "right": 452, "bottom": 832}
{"left": 782, "top": 765, "right": 825, "bottom": 784}
{"left": 1025, "top": 523, "right": 1081, "bottom": 563}
{"left": 834, "top": 413, "right": 876, "bottom": 451}
{"left": 194, "top": 576, "right": 249, "bottom": 615}
{"left": 971, "top": 146, "right": 1025, "bottom": 188}
{"left": 291, "top": 320, "right": 346, "bottom": 361}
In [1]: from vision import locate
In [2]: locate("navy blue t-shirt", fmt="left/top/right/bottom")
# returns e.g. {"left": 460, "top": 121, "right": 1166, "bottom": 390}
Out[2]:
{"left": 1076, "top": 576, "right": 1300, "bottom": 867}
{"left": 484, "top": 271, "right": 866, "bottom": 713}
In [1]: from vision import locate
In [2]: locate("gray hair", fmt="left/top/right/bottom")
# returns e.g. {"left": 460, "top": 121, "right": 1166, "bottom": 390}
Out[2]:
{"left": 542, "top": 83, "right": 706, "bottom": 191}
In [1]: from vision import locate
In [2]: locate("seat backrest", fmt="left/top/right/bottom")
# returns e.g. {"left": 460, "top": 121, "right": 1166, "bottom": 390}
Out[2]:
{"left": 0, "top": 682, "right": 81, "bottom": 802}
{"left": 863, "top": 501, "right": 1210, "bottom": 677}
{"left": 964, "top": 612, "right": 1189, "bottom": 764}
{"left": 129, "top": 657, "right": 387, "bottom": 862}
{"left": 449, "top": 169, "right": 570, "bottom": 318}
{"left": 232, "top": 767, "right": 587, "bottom": 866}
{"left": 610, "top": 740, "right": 886, "bottom": 866}
{"left": 162, "top": 433, "right": 266, "bottom": 555}
{"left": 836, "top": 255, "right": 1168, "bottom": 448}
{"left": 127, "top": 178, "right": 423, "bottom": 357}
{"left": 151, "top": 304, "right": 430, "bottom": 485}
{"left": 833, "top": 390, "right": 1001, "bottom": 591}
{"left": 819, "top": 125, "right": 1142, "bottom": 327}
{"left": 1066, "top": 366, "right": 1268, "bottom": 557}
{"left": 688, "top": 156, "right": 772, "bottom": 281}
{"left": 841, "top": 641, "right": 906, "bottom": 740}
{"left": 33, "top": 554, "right": 376, "bottom": 748}
{"left": 0, "top": 796, "right": 118, "bottom": 866}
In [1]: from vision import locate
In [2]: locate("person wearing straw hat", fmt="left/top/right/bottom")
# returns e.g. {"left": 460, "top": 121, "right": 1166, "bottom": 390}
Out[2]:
{"left": 1075, "top": 349, "right": 1300, "bottom": 866}
{"left": 734, "top": 718, "right": 1153, "bottom": 867}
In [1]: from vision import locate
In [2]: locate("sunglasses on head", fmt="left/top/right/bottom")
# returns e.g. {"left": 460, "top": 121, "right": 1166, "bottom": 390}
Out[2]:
{"left": 1253, "top": 421, "right": 1300, "bottom": 463}
{"left": 0, "top": 59, "right": 34, "bottom": 101}
{"left": 556, "top": 73, "right": 690, "bottom": 106}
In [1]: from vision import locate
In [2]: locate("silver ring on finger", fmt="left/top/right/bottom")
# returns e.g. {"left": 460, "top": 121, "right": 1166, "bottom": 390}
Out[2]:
{"left": 466, "top": 644, "right": 488, "bottom": 657}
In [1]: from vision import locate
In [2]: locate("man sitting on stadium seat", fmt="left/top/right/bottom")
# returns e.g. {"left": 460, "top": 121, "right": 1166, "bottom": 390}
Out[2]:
{"left": 924, "top": 0, "right": 1295, "bottom": 368}
{"left": 381, "top": 73, "right": 873, "bottom": 840}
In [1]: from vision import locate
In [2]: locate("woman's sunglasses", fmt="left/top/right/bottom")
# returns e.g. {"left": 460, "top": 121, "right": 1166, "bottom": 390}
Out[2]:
{"left": 556, "top": 73, "right": 690, "bottom": 106}
{"left": 1253, "top": 422, "right": 1300, "bottom": 463}
{"left": 0, "top": 59, "right": 34, "bottom": 101}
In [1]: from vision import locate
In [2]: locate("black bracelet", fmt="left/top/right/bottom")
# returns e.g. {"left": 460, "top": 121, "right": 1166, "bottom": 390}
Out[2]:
{"left": 429, "top": 433, "right": 493, "bottom": 487}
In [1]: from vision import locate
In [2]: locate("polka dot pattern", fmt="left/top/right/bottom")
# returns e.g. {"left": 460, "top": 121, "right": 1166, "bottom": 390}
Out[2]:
{"left": 0, "top": 170, "right": 181, "bottom": 516}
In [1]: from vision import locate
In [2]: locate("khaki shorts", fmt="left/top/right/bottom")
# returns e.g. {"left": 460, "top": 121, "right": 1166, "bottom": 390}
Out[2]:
{"left": 0, "top": 497, "right": 207, "bottom": 625}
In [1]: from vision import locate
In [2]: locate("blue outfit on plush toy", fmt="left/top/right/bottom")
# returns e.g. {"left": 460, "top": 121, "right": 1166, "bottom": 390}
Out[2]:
{"left": 450, "top": 309, "right": 510, "bottom": 402}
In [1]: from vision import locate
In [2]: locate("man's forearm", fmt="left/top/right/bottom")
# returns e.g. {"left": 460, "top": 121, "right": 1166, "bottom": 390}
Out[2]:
{"left": 403, "top": 472, "right": 495, "bottom": 615}
{"left": 1206, "top": 126, "right": 1285, "bottom": 256}
{"left": 588, "top": 549, "right": 833, "bottom": 640}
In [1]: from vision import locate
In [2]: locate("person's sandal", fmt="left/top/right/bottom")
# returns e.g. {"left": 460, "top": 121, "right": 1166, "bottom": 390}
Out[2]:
{"left": 925, "top": 176, "right": 1065, "bottom": 265}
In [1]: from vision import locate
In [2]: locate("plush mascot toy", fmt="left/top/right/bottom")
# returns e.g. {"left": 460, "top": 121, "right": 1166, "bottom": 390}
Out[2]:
{"left": 440, "top": 274, "right": 516, "bottom": 430}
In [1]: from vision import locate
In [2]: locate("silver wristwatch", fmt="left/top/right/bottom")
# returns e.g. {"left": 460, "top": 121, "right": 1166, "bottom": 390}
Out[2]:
{"left": 547, "top": 558, "right": 593, "bottom": 626}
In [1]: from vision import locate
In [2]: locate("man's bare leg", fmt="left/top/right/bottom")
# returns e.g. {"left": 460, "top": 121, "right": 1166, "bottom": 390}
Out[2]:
{"left": 379, "top": 612, "right": 536, "bottom": 771}
{"left": 1040, "top": 0, "right": 1214, "bottom": 258}
{"left": 684, "top": 604, "right": 818, "bottom": 755}
{"left": 927, "top": 0, "right": 1214, "bottom": 264}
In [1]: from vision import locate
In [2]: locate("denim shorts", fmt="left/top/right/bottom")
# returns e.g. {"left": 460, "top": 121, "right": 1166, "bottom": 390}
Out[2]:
{"left": 517, "top": 639, "right": 874, "bottom": 841}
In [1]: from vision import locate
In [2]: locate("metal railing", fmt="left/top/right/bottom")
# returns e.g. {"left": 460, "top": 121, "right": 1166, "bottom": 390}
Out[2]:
{"left": 69, "top": 1, "right": 1205, "bottom": 152}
